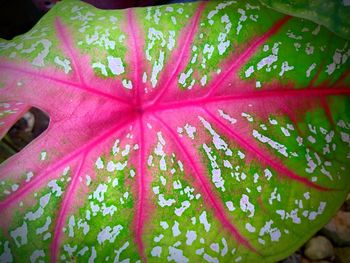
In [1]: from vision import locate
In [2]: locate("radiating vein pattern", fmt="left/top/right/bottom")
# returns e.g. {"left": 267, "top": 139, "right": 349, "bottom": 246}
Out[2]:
{"left": 0, "top": 0, "right": 349, "bottom": 263}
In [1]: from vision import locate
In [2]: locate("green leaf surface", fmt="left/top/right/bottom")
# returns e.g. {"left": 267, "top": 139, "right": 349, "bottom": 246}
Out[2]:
{"left": 0, "top": 0, "right": 349, "bottom": 262}
{"left": 259, "top": 0, "right": 350, "bottom": 40}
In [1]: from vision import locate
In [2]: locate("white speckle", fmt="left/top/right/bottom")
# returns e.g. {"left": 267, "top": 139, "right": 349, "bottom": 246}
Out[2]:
{"left": 95, "top": 157, "right": 104, "bottom": 169}
{"left": 308, "top": 135, "right": 316, "bottom": 144}
{"left": 92, "top": 62, "right": 107, "bottom": 76}
{"left": 200, "top": 75, "right": 207, "bottom": 86}
{"left": 268, "top": 187, "right": 281, "bottom": 205}
{"left": 341, "top": 131, "right": 350, "bottom": 145}
{"left": 304, "top": 192, "right": 310, "bottom": 200}
{"left": 155, "top": 132, "right": 167, "bottom": 171}
{"left": 158, "top": 194, "right": 176, "bottom": 207}
{"left": 210, "top": 243, "right": 219, "bottom": 253}
{"left": 167, "top": 246, "right": 189, "bottom": 263}
{"left": 68, "top": 216, "right": 75, "bottom": 237}
{"left": 306, "top": 63, "right": 316, "bottom": 78}
{"left": 173, "top": 180, "right": 182, "bottom": 190}
{"left": 199, "top": 117, "right": 232, "bottom": 156}
{"left": 259, "top": 220, "right": 281, "bottom": 242}
{"left": 152, "top": 186, "right": 160, "bottom": 195}
{"left": 308, "top": 202, "right": 327, "bottom": 220}
{"left": 86, "top": 175, "right": 92, "bottom": 186}
{"left": 48, "top": 180, "right": 63, "bottom": 197}
{"left": 106, "top": 161, "right": 127, "bottom": 172}
{"left": 253, "top": 130, "right": 289, "bottom": 157}
{"left": 97, "top": 225, "right": 123, "bottom": 244}
{"left": 175, "top": 201, "right": 190, "bottom": 216}
{"left": 30, "top": 250, "right": 45, "bottom": 263}
{"left": 237, "top": 151, "right": 245, "bottom": 160}
{"left": 54, "top": 56, "right": 72, "bottom": 73}
{"left": 88, "top": 247, "right": 96, "bottom": 263}
{"left": 212, "top": 168, "right": 225, "bottom": 192}
{"left": 281, "top": 127, "right": 290, "bottom": 137}
{"left": 269, "top": 118, "right": 278, "bottom": 125}
{"left": 147, "top": 155, "right": 154, "bottom": 166}
{"left": 199, "top": 211, "right": 211, "bottom": 232}
{"left": 112, "top": 178, "right": 119, "bottom": 187}
{"left": 0, "top": 241, "right": 13, "bottom": 263}
{"left": 160, "top": 221, "right": 169, "bottom": 229}
{"left": 264, "top": 169, "right": 273, "bottom": 180}
{"left": 11, "top": 184, "right": 19, "bottom": 192}
{"left": 257, "top": 42, "right": 280, "bottom": 71}
{"left": 24, "top": 193, "right": 51, "bottom": 221}
{"left": 218, "top": 109, "right": 237, "bottom": 124}
{"left": 107, "top": 56, "right": 124, "bottom": 75}
{"left": 112, "top": 139, "right": 120, "bottom": 155}
{"left": 167, "top": 30, "right": 176, "bottom": 50}
{"left": 78, "top": 247, "right": 89, "bottom": 256}
{"left": 178, "top": 68, "right": 193, "bottom": 88}
{"left": 225, "top": 201, "right": 235, "bottom": 211}
{"left": 21, "top": 39, "right": 52, "bottom": 67}
{"left": 172, "top": 221, "right": 181, "bottom": 237}
{"left": 122, "top": 79, "right": 133, "bottom": 90}
{"left": 203, "top": 44, "right": 215, "bottom": 59}
{"left": 240, "top": 194, "right": 255, "bottom": 217}
{"left": 235, "top": 256, "right": 242, "bottom": 262}
{"left": 184, "top": 124, "right": 196, "bottom": 140}
{"left": 186, "top": 230, "right": 197, "bottom": 245}
{"left": 245, "top": 223, "right": 256, "bottom": 233}
{"left": 279, "top": 61, "right": 294, "bottom": 76}
{"left": 10, "top": 222, "right": 28, "bottom": 247}
{"left": 204, "top": 253, "right": 219, "bottom": 263}
{"left": 241, "top": 112, "right": 253, "bottom": 122}
{"left": 142, "top": 72, "right": 147, "bottom": 83}
{"left": 151, "top": 246, "right": 162, "bottom": 257}
{"left": 36, "top": 216, "right": 51, "bottom": 235}
{"left": 236, "top": 8, "right": 247, "bottom": 35}
{"left": 160, "top": 176, "right": 166, "bottom": 186}
{"left": 40, "top": 151, "right": 47, "bottom": 161}
{"left": 196, "top": 248, "right": 204, "bottom": 255}
{"left": 150, "top": 50, "right": 165, "bottom": 87}
{"left": 102, "top": 204, "right": 117, "bottom": 217}
{"left": 25, "top": 171, "right": 34, "bottom": 182}
{"left": 93, "top": 184, "right": 108, "bottom": 202}
{"left": 245, "top": 66, "right": 254, "bottom": 78}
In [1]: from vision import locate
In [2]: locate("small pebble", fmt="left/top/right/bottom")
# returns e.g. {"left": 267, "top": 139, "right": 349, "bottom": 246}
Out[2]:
{"left": 304, "top": 236, "right": 334, "bottom": 260}
{"left": 322, "top": 211, "right": 350, "bottom": 246}
{"left": 334, "top": 247, "right": 350, "bottom": 263}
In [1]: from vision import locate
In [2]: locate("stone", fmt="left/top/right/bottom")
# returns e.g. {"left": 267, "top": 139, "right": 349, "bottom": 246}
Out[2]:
{"left": 301, "top": 257, "right": 311, "bottom": 263}
{"left": 280, "top": 253, "right": 301, "bottom": 263}
{"left": 322, "top": 211, "right": 350, "bottom": 246}
{"left": 304, "top": 236, "right": 334, "bottom": 260}
{"left": 334, "top": 247, "right": 350, "bottom": 263}
{"left": 300, "top": 257, "right": 331, "bottom": 263}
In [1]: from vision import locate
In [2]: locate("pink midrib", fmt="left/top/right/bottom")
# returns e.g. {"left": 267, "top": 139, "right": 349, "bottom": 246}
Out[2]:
{"left": 134, "top": 116, "right": 147, "bottom": 263}
{"left": 146, "top": 87, "right": 350, "bottom": 112}
{"left": 127, "top": 9, "right": 142, "bottom": 106}
{"left": 202, "top": 15, "right": 292, "bottom": 99}
{"left": 203, "top": 108, "right": 332, "bottom": 191}
{"left": 0, "top": 117, "right": 136, "bottom": 210}
{"left": 149, "top": 2, "right": 207, "bottom": 106}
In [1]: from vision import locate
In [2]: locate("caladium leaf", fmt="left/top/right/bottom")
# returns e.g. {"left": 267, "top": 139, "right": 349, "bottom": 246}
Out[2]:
{"left": 0, "top": 0, "right": 350, "bottom": 262}
{"left": 259, "top": 0, "right": 350, "bottom": 40}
